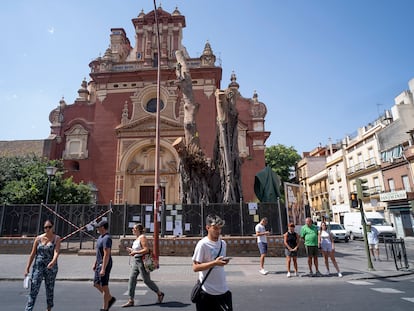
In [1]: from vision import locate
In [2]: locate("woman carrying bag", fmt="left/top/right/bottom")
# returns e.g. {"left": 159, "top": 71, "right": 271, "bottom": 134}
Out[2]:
{"left": 24, "top": 219, "right": 61, "bottom": 311}
{"left": 122, "top": 223, "right": 164, "bottom": 307}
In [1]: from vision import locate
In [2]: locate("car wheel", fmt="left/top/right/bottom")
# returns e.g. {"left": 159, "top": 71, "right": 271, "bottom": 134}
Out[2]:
{"left": 345, "top": 238, "right": 349, "bottom": 243}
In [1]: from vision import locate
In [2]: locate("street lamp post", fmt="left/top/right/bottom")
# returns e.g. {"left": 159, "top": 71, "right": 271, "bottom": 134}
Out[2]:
{"left": 45, "top": 166, "right": 58, "bottom": 205}
{"left": 152, "top": 0, "right": 161, "bottom": 262}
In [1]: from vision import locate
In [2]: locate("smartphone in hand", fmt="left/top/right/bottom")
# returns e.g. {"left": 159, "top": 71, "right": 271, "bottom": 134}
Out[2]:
{"left": 222, "top": 257, "right": 232, "bottom": 261}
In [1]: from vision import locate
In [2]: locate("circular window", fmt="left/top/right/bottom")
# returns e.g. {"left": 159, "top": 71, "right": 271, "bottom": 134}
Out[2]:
{"left": 145, "top": 98, "right": 164, "bottom": 113}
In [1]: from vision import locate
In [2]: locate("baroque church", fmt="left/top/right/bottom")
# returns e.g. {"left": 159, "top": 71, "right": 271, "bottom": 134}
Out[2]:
{"left": 47, "top": 7, "right": 270, "bottom": 205}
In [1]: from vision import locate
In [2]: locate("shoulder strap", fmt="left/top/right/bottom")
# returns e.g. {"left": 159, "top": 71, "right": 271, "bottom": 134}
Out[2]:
{"left": 200, "top": 240, "right": 223, "bottom": 286}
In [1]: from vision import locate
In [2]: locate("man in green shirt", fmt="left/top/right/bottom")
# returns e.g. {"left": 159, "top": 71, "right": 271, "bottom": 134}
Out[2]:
{"left": 300, "top": 217, "right": 320, "bottom": 276}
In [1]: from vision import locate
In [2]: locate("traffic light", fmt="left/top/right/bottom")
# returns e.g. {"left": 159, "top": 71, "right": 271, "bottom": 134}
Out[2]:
{"left": 350, "top": 192, "right": 359, "bottom": 208}
{"left": 356, "top": 178, "right": 370, "bottom": 199}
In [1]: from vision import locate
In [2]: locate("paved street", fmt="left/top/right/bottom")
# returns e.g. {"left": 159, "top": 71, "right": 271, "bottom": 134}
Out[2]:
{"left": 1, "top": 239, "right": 413, "bottom": 310}
{"left": 2, "top": 274, "right": 414, "bottom": 311}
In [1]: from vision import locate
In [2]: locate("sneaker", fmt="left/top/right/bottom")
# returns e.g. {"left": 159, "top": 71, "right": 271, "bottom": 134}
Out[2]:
{"left": 373, "top": 257, "right": 376, "bottom": 261}
{"left": 338, "top": 272, "right": 343, "bottom": 278}
{"left": 287, "top": 272, "right": 291, "bottom": 278}
{"left": 259, "top": 269, "right": 268, "bottom": 275}
{"left": 308, "top": 270, "right": 314, "bottom": 276}
{"left": 325, "top": 270, "right": 330, "bottom": 276}
{"left": 294, "top": 272, "right": 298, "bottom": 277}
{"left": 315, "top": 271, "right": 322, "bottom": 276}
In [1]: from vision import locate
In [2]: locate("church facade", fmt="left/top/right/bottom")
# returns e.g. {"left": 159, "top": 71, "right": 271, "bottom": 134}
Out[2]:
{"left": 47, "top": 7, "right": 270, "bottom": 205}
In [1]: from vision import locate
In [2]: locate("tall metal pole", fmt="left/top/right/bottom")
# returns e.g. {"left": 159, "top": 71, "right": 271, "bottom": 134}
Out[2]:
{"left": 45, "top": 175, "right": 52, "bottom": 205}
{"left": 152, "top": 0, "right": 161, "bottom": 261}
{"left": 359, "top": 199, "right": 375, "bottom": 270}
{"left": 277, "top": 197, "right": 283, "bottom": 235}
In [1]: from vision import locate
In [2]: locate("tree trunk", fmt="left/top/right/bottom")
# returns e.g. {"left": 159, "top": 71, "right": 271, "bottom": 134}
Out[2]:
{"left": 213, "top": 89, "right": 242, "bottom": 203}
{"left": 175, "top": 50, "right": 199, "bottom": 147}
{"left": 173, "top": 51, "right": 211, "bottom": 203}
{"left": 173, "top": 50, "right": 242, "bottom": 204}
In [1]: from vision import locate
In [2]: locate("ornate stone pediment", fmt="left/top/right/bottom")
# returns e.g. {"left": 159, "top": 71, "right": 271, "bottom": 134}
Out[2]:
{"left": 116, "top": 115, "right": 183, "bottom": 134}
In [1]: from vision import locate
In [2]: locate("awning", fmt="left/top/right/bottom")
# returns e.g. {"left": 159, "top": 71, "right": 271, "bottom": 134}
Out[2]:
{"left": 387, "top": 200, "right": 413, "bottom": 212}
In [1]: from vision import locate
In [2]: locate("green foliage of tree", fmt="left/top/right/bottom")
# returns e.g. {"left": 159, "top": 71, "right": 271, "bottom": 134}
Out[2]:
{"left": 265, "top": 144, "right": 301, "bottom": 187}
{"left": 0, "top": 155, "right": 92, "bottom": 204}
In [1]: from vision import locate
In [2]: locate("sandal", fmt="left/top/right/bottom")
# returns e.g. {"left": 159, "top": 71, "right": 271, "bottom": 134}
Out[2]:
{"left": 157, "top": 292, "right": 165, "bottom": 304}
{"left": 121, "top": 300, "right": 134, "bottom": 308}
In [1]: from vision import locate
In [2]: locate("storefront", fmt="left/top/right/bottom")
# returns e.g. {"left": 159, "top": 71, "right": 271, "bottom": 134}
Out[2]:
{"left": 380, "top": 190, "right": 414, "bottom": 238}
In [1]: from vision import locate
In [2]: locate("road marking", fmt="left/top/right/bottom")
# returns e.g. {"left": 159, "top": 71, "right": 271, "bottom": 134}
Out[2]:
{"left": 122, "top": 283, "right": 149, "bottom": 296}
{"left": 347, "top": 280, "right": 374, "bottom": 285}
{"left": 401, "top": 297, "right": 414, "bottom": 303}
{"left": 370, "top": 288, "right": 404, "bottom": 294}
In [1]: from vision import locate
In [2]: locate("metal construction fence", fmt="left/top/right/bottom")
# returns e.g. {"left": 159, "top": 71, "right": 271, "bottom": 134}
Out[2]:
{"left": 0, "top": 202, "right": 287, "bottom": 247}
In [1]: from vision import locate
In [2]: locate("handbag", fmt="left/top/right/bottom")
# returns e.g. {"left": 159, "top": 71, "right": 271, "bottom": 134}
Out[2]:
{"left": 191, "top": 241, "right": 223, "bottom": 303}
{"left": 142, "top": 249, "right": 159, "bottom": 273}
{"left": 191, "top": 279, "right": 203, "bottom": 303}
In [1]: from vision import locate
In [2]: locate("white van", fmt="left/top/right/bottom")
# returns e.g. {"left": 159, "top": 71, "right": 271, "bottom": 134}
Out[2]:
{"left": 343, "top": 212, "right": 396, "bottom": 240}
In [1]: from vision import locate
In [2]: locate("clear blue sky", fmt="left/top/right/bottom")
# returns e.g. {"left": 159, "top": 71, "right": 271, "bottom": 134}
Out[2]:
{"left": 1, "top": 0, "right": 414, "bottom": 155}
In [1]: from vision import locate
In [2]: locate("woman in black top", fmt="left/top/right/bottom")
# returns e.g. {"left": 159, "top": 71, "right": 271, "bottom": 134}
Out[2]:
{"left": 283, "top": 223, "right": 300, "bottom": 277}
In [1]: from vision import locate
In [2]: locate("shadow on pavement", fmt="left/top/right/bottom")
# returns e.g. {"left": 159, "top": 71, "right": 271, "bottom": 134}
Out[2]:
{"left": 139, "top": 301, "right": 191, "bottom": 308}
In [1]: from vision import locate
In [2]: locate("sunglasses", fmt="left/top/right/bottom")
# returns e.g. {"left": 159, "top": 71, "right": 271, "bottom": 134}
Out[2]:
{"left": 44, "top": 226, "right": 52, "bottom": 229}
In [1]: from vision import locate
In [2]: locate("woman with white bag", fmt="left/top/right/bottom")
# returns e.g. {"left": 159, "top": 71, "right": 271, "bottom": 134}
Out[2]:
{"left": 122, "top": 223, "right": 164, "bottom": 307}
{"left": 24, "top": 219, "right": 61, "bottom": 311}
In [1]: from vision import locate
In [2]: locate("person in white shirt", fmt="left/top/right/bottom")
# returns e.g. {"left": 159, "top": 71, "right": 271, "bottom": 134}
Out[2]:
{"left": 192, "top": 214, "right": 232, "bottom": 311}
{"left": 367, "top": 222, "right": 380, "bottom": 261}
{"left": 255, "top": 217, "right": 270, "bottom": 275}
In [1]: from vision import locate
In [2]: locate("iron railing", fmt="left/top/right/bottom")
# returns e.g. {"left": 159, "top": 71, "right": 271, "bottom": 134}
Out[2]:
{"left": 0, "top": 202, "right": 287, "bottom": 248}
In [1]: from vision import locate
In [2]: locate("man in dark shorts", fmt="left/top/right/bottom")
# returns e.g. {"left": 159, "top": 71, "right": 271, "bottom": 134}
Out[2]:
{"left": 93, "top": 220, "right": 116, "bottom": 311}
{"left": 300, "top": 217, "right": 321, "bottom": 276}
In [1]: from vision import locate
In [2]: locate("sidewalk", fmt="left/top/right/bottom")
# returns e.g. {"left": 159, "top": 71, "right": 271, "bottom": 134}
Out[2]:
{"left": 1, "top": 239, "right": 413, "bottom": 282}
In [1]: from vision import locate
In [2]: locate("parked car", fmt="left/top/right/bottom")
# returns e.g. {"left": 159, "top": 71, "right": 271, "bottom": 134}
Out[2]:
{"left": 317, "top": 222, "right": 349, "bottom": 242}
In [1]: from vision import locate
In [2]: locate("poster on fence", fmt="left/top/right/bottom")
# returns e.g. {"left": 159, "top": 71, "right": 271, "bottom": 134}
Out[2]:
{"left": 284, "top": 182, "right": 305, "bottom": 226}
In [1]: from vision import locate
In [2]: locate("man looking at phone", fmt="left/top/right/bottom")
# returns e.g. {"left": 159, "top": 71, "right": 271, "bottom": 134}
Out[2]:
{"left": 192, "top": 214, "right": 232, "bottom": 311}
{"left": 256, "top": 217, "right": 270, "bottom": 275}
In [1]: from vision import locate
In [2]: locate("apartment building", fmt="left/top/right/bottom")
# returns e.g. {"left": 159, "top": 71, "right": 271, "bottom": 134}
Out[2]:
{"left": 298, "top": 77, "right": 414, "bottom": 237}
{"left": 297, "top": 146, "right": 332, "bottom": 221}
{"left": 308, "top": 168, "right": 329, "bottom": 221}
{"left": 326, "top": 148, "right": 349, "bottom": 223}
{"left": 344, "top": 118, "right": 389, "bottom": 213}
{"left": 377, "top": 80, "right": 414, "bottom": 237}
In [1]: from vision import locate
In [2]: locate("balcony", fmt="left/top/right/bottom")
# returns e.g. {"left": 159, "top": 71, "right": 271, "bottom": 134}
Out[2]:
{"left": 347, "top": 166, "right": 355, "bottom": 175}
{"left": 346, "top": 160, "right": 380, "bottom": 177}
{"left": 370, "top": 185, "right": 382, "bottom": 195}
{"left": 354, "top": 162, "right": 365, "bottom": 172}
{"left": 365, "top": 157, "right": 377, "bottom": 168}
{"left": 335, "top": 172, "right": 342, "bottom": 182}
